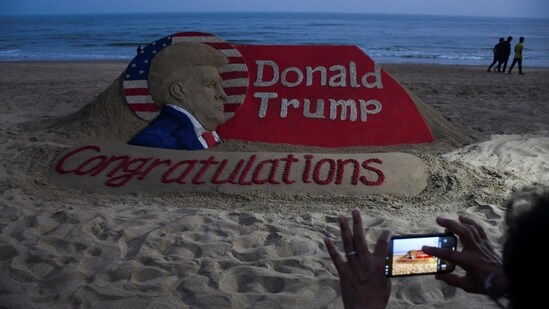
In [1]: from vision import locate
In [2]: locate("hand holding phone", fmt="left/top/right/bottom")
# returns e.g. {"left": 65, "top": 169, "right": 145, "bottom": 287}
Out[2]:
{"left": 385, "top": 233, "right": 457, "bottom": 277}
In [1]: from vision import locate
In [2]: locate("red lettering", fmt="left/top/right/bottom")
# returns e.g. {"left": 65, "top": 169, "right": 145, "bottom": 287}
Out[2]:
{"left": 252, "top": 159, "right": 281, "bottom": 184}
{"left": 313, "top": 158, "right": 336, "bottom": 185}
{"left": 97, "top": 155, "right": 131, "bottom": 177}
{"left": 55, "top": 145, "right": 101, "bottom": 174}
{"left": 75, "top": 155, "right": 108, "bottom": 175}
{"left": 302, "top": 154, "right": 313, "bottom": 183}
{"left": 280, "top": 154, "right": 298, "bottom": 184}
{"left": 211, "top": 159, "right": 230, "bottom": 184}
{"left": 193, "top": 156, "right": 218, "bottom": 184}
{"left": 55, "top": 146, "right": 392, "bottom": 192}
{"left": 138, "top": 159, "right": 172, "bottom": 180}
{"left": 161, "top": 160, "right": 197, "bottom": 184}
{"left": 105, "top": 157, "right": 152, "bottom": 187}
{"left": 360, "top": 158, "right": 385, "bottom": 186}
{"left": 228, "top": 159, "right": 246, "bottom": 184}
{"left": 238, "top": 155, "right": 257, "bottom": 185}
{"left": 336, "top": 159, "right": 360, "bottom": 185}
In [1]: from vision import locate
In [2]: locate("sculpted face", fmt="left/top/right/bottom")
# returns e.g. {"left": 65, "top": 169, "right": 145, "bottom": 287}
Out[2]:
{"left": 146, "top": 42, "right": 230, "bottom": 132}
{"left": 178, "top": 65, "right": 228, "bottom": 131}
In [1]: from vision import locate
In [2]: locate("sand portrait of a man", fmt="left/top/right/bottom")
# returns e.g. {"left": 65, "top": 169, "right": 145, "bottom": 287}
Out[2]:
{"left": 128, "top": 42, "right": 229, "bottom": 150}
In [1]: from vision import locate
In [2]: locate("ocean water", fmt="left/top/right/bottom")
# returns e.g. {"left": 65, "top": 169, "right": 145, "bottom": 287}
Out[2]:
{"left": 1, "top": 12, "right": 548, "bottom": 66}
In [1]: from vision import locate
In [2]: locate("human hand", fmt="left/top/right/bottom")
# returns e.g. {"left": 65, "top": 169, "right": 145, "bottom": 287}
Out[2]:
{"left": 422, "top": 215, "right": 509, "bottom": 297}
{"left": 324, "top": 209, "right": 391, "bottom": 309}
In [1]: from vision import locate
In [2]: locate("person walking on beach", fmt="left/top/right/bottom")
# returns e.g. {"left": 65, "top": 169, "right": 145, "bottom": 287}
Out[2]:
{"left": 487, "top": 38, "right": 504, "bottom": 72}
{"left": 496, "top": 36, "right": 513, "bottom": 72}
{"left": 508, "top": 37, "right": 525, "bottom": 75}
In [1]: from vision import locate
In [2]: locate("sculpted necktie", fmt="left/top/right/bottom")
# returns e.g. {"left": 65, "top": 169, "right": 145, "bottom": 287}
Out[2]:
{"left": 201, "top": 131, "right": 218, "bottom": 148}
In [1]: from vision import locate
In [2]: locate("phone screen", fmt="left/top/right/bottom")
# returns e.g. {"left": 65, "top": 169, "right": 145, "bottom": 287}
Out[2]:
{"left": 385, "top": 233, "right": 457, "bottom": 277}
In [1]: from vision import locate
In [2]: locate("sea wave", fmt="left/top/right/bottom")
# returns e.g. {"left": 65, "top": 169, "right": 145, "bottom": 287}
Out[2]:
{"left": 1, "top": 13, "right": 547, "bottom": 66}
{"left": 0, "top": 50, "right": 21, "bottom": 55}
{"left": 365, "top": 48, "right": 487, "bottom": 61}
{"left": 105, "top": 42, "right": 149, "bottom": 47}
{"left": 0, "top": 50, "right": 133, "bottom": 61}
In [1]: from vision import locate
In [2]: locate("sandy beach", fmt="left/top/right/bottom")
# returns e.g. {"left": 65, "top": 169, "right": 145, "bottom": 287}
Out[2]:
{"left": 0, "top": 61, "right": 548, "bottom": 308}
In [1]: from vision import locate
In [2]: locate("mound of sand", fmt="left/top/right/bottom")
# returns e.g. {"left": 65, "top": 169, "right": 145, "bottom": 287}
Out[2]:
{"left": 48, "top": 74, "right": 147, "bottom": 143}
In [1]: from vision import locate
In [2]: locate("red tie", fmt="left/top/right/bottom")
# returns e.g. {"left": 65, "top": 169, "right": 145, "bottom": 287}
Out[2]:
{"left": 201, "top": 131, "right": 218, "bottom": 148}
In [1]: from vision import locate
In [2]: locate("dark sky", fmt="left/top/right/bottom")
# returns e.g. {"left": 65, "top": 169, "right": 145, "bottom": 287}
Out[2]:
{"left": 2, "top": 0, "right": 549, "bottom": 18}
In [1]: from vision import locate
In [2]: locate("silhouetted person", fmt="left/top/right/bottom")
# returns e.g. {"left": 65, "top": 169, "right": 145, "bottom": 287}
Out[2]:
{"left": 325, "top": 185, "right": 549, "bottom": 309}
{"left": 508, "top": 37, "right": 525, "bottom": 75}
{"left": 487, "top": 37, "right": 504, "bottom": 72}
{"left": 496, "top": 36, "right": 512, "bottom": 72}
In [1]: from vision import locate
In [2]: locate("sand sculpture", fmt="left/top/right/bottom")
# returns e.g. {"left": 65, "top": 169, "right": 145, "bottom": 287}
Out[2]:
{"left": 396, "top": 250, "right": 435, "bottom": 263}
{"left": 49, "top": 32, "right": 475, "bottom": 196}
{"left": 53, "top": 32, "right": 472, "bottom": 148}
{"left": 127, "top": 42, "right": 229, "bottom": 150}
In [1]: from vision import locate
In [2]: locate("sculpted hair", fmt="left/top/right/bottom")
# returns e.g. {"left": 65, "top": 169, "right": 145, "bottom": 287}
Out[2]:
{"left": 503, "top": 185, "right": 549, "bottom": 309}
{"left": 148, "top": 42, "right": 229, "bottom": 105}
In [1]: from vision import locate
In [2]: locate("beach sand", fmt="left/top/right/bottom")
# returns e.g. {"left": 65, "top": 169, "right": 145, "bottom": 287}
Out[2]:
{"left": 0, "top": 61, "right": 548, "bottom": 308}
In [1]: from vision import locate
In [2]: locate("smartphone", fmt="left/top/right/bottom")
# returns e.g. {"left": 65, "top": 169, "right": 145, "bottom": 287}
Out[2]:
{"left": 385, "top": 233, "right": 457, "bottom": 277}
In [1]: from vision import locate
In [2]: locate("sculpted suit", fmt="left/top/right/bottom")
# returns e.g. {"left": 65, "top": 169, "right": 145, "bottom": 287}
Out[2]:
{"left": 128, "top": 104, "right": 220, "bottom": 150}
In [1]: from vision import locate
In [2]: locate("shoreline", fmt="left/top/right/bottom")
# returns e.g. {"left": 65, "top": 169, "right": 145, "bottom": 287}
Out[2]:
{"left": 2, "top": 59, "right": 549, "bottom": 69}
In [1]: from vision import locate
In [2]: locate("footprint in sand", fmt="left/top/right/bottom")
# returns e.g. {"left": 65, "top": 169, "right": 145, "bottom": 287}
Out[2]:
{"left": 472, "top": 202, "right": 502, "bottom": 220}
{"left": 218, "top": 266, "right": 286, "bottom": 294}
{"left": 81, "top": 215, "right": 123, "bottom": 242}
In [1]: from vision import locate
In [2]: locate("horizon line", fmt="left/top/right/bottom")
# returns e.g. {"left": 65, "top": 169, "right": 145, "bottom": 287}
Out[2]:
{"left": 1, "top": 10, "right": 548, "bottom": 19}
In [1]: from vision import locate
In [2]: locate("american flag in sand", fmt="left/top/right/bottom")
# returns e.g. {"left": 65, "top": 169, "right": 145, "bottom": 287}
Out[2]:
{"left": 123, "top": 32, "right": 249, "bottom": 121}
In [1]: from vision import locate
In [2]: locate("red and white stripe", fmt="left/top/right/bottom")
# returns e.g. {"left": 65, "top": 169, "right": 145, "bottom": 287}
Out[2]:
{"left": 123, "top": 32, "right": 249, "bottom": 121}
{"left": 122, "top": 80, "right": 159, "bottom": 120}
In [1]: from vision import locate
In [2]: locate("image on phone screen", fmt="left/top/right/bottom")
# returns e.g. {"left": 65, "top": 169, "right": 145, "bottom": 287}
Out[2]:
{"left": 385, "top": 233, "right": 457, "bottom": 277}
